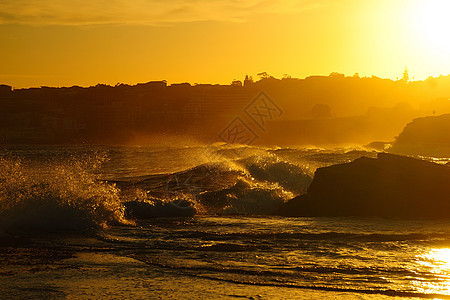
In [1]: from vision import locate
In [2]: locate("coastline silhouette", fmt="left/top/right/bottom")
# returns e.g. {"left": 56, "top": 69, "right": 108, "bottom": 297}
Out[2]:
{"left": 1, "top": 74, "right": 450, "bottom": 150}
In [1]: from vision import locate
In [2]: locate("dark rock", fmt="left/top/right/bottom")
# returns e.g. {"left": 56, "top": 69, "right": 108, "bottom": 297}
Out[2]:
{"left": 390, "top": 114, "right": 450, "bottom": 157}
{"left": 277, "top": 153, "right": 450, "bottom": 218}
{"left": 276, "top": 194, "right": 312, "bottom": 217}
{"left": 0, "top": 234, "right": 30, "bottom": 247}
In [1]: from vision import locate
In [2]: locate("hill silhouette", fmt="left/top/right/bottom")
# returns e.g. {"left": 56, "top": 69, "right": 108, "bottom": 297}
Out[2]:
{"left": 1, "top": 74, "right": 450, "bottom": 145}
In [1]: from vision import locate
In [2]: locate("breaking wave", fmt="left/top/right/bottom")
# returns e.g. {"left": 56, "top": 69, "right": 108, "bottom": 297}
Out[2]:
{"left": 0, "top": 153, "right": 130, "bottom": 232}
{"left": 114, "top": 152, "right": 312, "bottom": 215}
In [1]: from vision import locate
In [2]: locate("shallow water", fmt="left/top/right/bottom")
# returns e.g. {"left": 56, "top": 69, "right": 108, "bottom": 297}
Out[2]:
{"left": 1, "top": 144, "right": 450, "bottom": 299}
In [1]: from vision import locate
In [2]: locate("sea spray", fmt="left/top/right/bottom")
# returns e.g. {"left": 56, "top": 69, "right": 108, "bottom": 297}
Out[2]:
{"left": 112, "top": 148, "right": 313, "bottom": 216}
{"left": 0, "top": 153, "right": 130, "bottom": 232}
{"left": 197, "top": 177, "right": 294, "bottom": 215}
{"left": 239, "top": 155, "right": 312, "bottom": 195}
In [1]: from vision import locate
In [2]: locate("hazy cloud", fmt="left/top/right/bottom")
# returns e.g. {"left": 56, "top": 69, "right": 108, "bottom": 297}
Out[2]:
{"left": 0, "top": 0, "right": 324, "bottom": 26}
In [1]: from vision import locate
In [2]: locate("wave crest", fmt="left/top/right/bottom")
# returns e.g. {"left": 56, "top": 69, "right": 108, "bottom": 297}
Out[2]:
{"left": 0, "top": 154, "right": 129, "bottom": 232}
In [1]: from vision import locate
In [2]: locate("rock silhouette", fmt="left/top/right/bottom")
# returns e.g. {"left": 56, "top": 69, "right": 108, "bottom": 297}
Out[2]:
{"left": 390, "top": 113, "right": 450, "bottom": 157}
{"left": 278, "top": 153, "right": 450, "bottom": 218}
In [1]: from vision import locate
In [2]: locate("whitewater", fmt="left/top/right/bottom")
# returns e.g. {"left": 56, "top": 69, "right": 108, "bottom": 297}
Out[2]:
{"left": 1, "top": 144, "right": 450, "bottom": 299}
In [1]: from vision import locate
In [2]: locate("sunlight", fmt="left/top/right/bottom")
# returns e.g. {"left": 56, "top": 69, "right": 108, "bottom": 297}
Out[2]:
{"left": 424, "top": 248, "right": 450, "bottom": 270}
{"left": 415, "top": 248, "right": 450, "bottom": 295}
{"left": 411, "top": 0, "right": 450, "bottom": 53}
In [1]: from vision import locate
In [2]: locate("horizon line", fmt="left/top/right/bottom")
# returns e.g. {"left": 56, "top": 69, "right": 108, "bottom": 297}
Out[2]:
{"left": 3, "top": 72, "right": 450, "bottom": 90}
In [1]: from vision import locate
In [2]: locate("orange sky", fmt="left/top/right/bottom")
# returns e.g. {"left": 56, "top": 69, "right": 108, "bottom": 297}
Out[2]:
{"left": 1, "top": 0, "right": 449, "bottom": 88}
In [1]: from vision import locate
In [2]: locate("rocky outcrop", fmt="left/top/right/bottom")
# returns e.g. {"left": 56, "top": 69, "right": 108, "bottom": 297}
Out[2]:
{"left": 390, "top": 114, "right": 450, "bottom": 157}
{"left": 278, "top": 153, "right": 450, "bottom": 218}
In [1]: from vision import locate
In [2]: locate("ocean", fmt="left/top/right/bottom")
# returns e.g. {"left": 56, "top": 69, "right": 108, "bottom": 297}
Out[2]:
{"left": 1, "top": 144, "right": 450, "bottom": 299}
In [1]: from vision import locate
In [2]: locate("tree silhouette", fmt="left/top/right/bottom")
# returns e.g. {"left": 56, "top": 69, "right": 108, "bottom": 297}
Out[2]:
{"left": 402, "top": 67, "right": 409, "bottom": 82}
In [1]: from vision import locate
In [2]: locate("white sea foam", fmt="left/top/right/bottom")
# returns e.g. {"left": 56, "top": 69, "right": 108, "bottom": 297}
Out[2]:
{"left": 0, "top": 153, "right": 131, "bottom": 232}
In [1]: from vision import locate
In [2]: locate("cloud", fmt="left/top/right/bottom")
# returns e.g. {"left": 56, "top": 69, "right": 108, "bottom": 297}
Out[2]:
{"left": 0, "top": 0, "right": 324, "bottom": 26}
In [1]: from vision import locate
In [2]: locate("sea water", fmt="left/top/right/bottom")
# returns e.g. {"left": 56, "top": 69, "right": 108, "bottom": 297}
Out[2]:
{"left": 1, "top": 144, "right": 450, "bottom": 299}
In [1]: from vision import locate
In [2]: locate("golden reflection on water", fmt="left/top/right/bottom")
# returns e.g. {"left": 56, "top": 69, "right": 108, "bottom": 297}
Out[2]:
{"left": 415, "top": 248, "right": 450, "bottom": 295}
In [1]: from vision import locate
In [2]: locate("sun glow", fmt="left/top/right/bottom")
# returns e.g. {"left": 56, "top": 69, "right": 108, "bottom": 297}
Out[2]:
{"left": 423, "top": 248, "right": 450, "bottom": 270}
{"left": 411, "top": 0, "right": 450, "bottom": 54}
{"left": 415, "top": 248, "right": 450, "bottom": 295}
